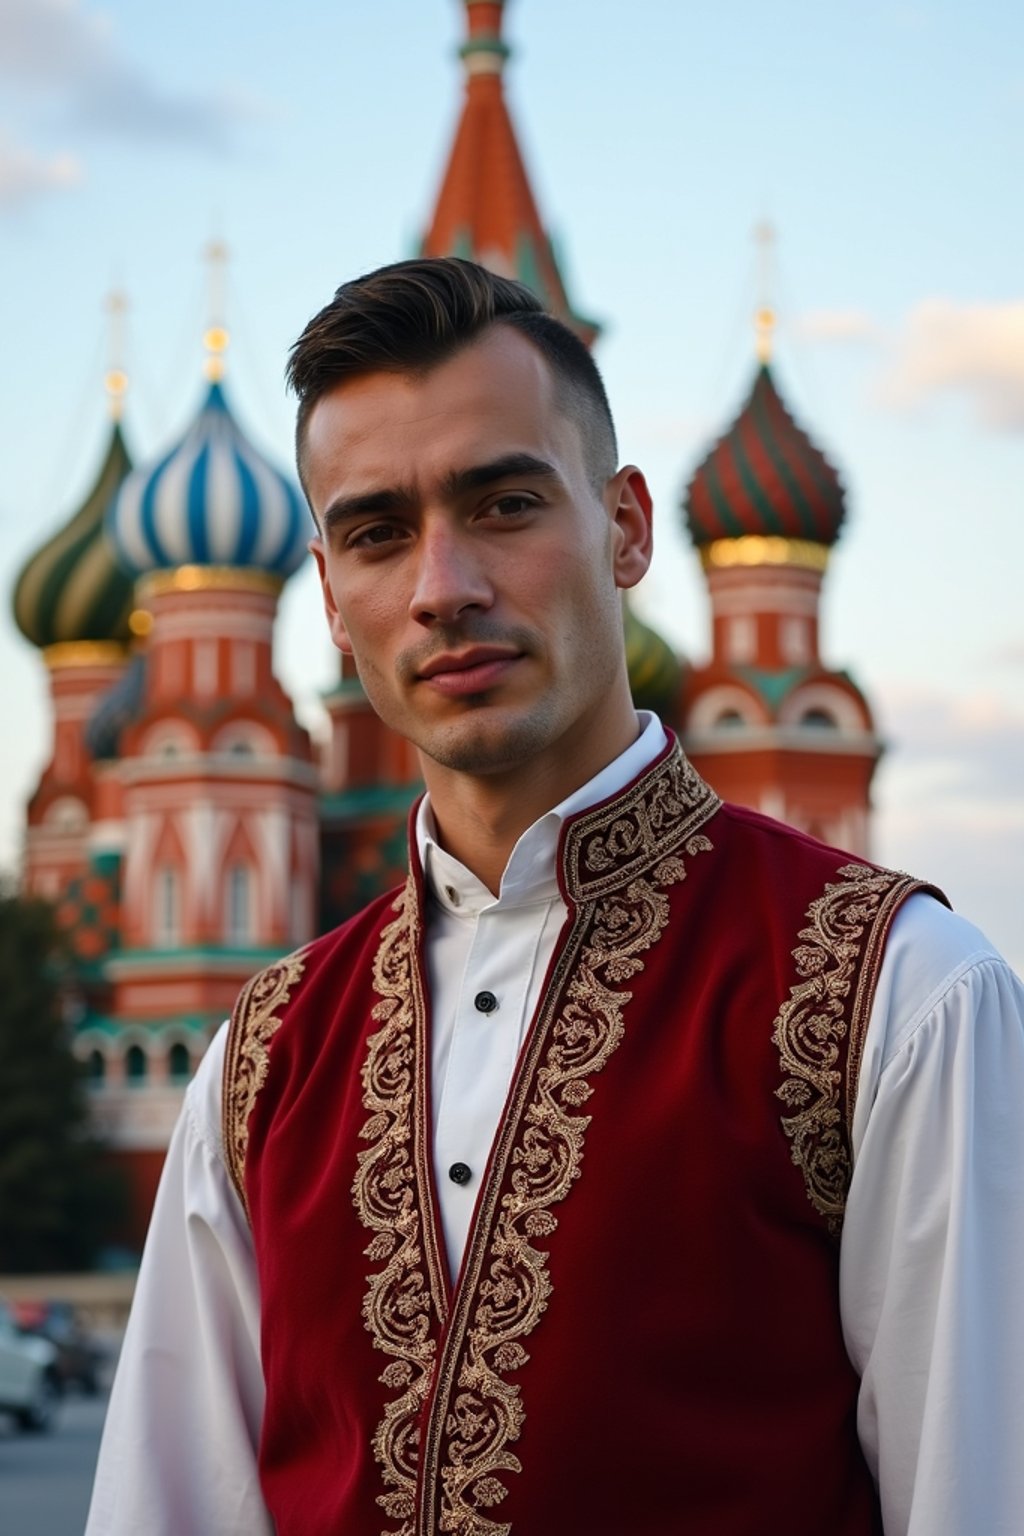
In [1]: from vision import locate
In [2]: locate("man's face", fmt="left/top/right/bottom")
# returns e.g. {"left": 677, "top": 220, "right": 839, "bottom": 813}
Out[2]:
{"left": 305, "top": 325, "right": 652, "bottom": 782}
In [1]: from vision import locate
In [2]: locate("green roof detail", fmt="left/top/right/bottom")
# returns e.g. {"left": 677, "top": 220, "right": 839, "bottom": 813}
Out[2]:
{"left": 735, "top": 666, "right": 810, "bottom": 712}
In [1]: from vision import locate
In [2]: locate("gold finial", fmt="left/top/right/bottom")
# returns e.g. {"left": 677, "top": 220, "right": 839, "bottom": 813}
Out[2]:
{"left": 104, "top": 289, "right": 129, "bottom": 419}
{"left": 202, "top": 238, "right": 229, "bottom": 381}
{"left": 753, "top": 220, "right": 776, "bottom": 364}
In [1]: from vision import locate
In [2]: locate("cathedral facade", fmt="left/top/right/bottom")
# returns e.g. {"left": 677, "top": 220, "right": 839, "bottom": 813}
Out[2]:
{"left": 11, "top": 0, "right": 879, "bottom": 1246}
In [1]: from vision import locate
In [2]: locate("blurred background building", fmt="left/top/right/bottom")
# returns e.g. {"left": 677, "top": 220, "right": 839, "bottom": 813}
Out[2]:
{"left": 10, "top": 0, "right": 881, "bottom": 1248}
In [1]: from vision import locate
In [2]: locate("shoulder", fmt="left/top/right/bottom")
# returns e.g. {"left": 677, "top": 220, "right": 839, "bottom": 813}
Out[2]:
{"left": 873, "top": 893, "right": 1012, "bottom": 1065}
{"left": 711, "top": 800, "right": 905, "bottom": 889}
{"left": 853, "top": 892, "right": 1023, "bottom": 1144}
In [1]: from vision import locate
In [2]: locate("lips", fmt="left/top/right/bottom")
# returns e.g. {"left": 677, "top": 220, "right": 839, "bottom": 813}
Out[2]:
{"left": 417, "top": 646, "right": 523, "bottom": 696}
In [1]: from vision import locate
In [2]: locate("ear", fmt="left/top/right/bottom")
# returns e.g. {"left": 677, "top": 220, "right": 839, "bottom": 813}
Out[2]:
{"left": 605, "top": 466, "right": 654, "bottom": 591}
{"left": 309, "top": 537, "right": 355, "bottom": 656}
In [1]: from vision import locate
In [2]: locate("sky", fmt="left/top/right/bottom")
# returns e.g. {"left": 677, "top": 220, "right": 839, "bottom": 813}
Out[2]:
{"left": 1, "top": 0, "right": 1022, "bottom": 969}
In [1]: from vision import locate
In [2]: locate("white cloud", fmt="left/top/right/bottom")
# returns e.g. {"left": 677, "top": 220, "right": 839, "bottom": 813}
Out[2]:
{"left": 880, "top": 298, "right": 1024, "bottom": 431}
{"left": 880, "top": 684, "right": 1024, "bottom": 800}
{"left": 0, "top": 0, "right": 255, "bottom": 151}
{"left": 0, "top": 131, "right": 81, "bottom": 206}
{"left": 0, "top": 0, "right": 112, "bottom": 85}
{"left": 875, "top": 683, "right": 1024, "bottom": 972}
{"left": 992, "top": 640, "right": 1024, "bottom": 669}
{"left": 794, "top": 309, "right": 881, "bottom": 344}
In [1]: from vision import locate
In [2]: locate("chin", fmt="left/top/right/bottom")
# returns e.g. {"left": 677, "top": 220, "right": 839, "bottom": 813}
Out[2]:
{"left": 418, "top": 704, "right": 564, "bottom": 777}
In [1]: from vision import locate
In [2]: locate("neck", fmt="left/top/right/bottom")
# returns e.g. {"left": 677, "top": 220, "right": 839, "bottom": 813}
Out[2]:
{"left": 420, "top": 695, "right": 642, "bottom": 895}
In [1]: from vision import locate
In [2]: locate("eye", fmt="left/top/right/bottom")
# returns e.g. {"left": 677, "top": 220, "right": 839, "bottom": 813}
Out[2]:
{"left": 489, "top": 493, "right": 537, "bottom": 518}
{"left": 347, "top": 521, "right": 407, "bottom": 551}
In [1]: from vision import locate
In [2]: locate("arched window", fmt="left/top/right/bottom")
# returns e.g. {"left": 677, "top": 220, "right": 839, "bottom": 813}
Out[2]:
{"left": 45, "top": 797, "right": 88, "bottom": 832}
{"left": 125, "top": 1044, "right": 148, "bottom": 1085}
{"left": 781, "top": 616, "right": 811, "bottom": 665}
{"left": 155, "top": 866, "right": 181, "bottom": 948}
{"left": 168, "top": 1042, "right": 191, "bottom": 1083}
{"left": 86, "top": 1049, "right": 106, "bottom": 1085}
{"left": 801, "top": 708, "right": 837, "bottom": 730}
{"left": 226, "top": 865, "right": 253, "bottom": 946}
{"left": 726, "top": 616, "right": 756, "bottom": 664}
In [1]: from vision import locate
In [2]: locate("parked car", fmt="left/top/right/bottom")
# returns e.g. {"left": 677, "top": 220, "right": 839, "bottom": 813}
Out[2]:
{"left": 11, "top": 1299, "right": 105, "bottom": 1395}
{"left": 0, "top": 1300, "right": 60, "bottom": 1431}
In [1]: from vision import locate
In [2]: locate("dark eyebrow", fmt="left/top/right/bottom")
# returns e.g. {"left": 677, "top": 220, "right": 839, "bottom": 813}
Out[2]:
{"left": 321, "top": 454, "right": 560, "bottom": 537}
{"left": 322, "top": 486, "right": 412, "bottom": 536}
{"left": 441, "top": 453, "right": 561, "bottom": 498}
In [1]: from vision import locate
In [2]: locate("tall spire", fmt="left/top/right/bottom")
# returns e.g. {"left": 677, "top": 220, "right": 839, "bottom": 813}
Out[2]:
{"left": 753, "top": 220, "right": 777, "bottom": 365}
{"left": 422, "top": 0, "right": 599, "bottom": 345}
{"left": 202, "top": 237, "right": 230, "bottom": 382}
{"left": 104, "top": 289, "right": 129, "bottom": 421}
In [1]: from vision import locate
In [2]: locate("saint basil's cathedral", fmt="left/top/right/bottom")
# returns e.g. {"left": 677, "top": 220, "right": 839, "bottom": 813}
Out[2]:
{"left": 11, "top": 0, "right": 880, "bottom": 1247}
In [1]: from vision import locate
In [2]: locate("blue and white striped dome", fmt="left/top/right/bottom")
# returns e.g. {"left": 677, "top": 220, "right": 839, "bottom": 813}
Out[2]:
{"left": 107, "top": 381, "right": 309, "bottom": 578}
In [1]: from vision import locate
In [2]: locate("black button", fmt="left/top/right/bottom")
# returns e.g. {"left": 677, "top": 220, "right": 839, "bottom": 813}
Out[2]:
{"left": 448, "top": 1162, "right": 472, "bottom": 1186}
{"left": 474, "top": 990, "right": 498, "bottom": 1014}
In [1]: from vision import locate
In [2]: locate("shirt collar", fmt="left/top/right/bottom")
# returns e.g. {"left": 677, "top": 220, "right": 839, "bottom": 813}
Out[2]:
{"left": 417, "top": 711, "right": 667, "bottom": 917}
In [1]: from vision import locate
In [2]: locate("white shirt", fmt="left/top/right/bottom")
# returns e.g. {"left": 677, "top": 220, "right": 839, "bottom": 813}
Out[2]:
{"left": 87, "top": 718, "right": 1024, "bottom": 1536}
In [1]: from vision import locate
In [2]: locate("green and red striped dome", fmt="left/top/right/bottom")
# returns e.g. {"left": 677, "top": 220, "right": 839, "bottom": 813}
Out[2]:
{"left": 683, "top": 364, "right": 846, "bottom": 548}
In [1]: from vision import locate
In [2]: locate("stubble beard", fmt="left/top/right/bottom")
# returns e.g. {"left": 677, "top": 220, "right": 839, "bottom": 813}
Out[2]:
{"left": 414, "top": 693, "right": 566, "bottom": 777}
{"left": 354, "top": 606, "right": 623, "bottom": 780}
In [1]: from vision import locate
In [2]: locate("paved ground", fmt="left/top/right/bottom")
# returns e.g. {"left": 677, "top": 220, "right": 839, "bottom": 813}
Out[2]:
{"left": 0, "top": 1389, "right": 108, "bottom": 1536}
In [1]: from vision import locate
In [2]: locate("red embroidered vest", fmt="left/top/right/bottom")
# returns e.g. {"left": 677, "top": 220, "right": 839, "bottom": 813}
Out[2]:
{"left": 224, "top": 743, "right": 943, "bottom": 1535}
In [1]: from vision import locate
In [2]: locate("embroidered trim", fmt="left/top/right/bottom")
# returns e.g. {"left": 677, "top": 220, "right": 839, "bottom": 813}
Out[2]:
{"left": 565, "top": 746, "right": 720, "bottom": 904}
{"left": 222, "top": 947, "right": 308, "bottom": 1219}
{"left": 354, "top": 743, "right": 720, "bottom": 1534}
{"left": 420, "top": 750, "right": 719, "bottom": 1534}
{"left": 772, "top": 862, "right": 924, "bottom": 1235}
{"left": 352, "top": 878, "right": 445, "bottom": 1536}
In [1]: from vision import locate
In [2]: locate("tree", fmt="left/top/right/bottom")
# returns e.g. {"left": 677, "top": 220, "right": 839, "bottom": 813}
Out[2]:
{"left": 0, "top": 887, "right": 124, "bottom": 1272}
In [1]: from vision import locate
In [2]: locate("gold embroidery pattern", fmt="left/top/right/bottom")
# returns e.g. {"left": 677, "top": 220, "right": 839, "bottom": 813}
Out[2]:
{"left": 772, "top": 862, "right": 923, "bottom": 1234}
{"left": 566, "top": 747, "right": 720, "bottom": 904}
{"left": 354, "top": 745, "right": 720, "bottom": 1535}
{"left": 222, "top": 947, "right": 308, "bottom": 1218}
{"left": 353, "top": 878, "right": 443, "bottom": 1536}
{"left": 418, "top": 752, "right": 719, "bottom": 1535}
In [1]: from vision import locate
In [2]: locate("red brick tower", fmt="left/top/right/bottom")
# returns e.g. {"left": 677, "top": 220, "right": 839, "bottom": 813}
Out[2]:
{"left": 82, "top": 292, "right": 319, "bottom": 1237}
{"left": 679, "top": 302, "right": 881, "bottom": 853}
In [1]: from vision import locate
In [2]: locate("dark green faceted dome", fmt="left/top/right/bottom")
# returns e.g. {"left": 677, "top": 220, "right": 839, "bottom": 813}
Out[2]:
{"left": 13, "top": 422, "right": 135, "bottom": 649}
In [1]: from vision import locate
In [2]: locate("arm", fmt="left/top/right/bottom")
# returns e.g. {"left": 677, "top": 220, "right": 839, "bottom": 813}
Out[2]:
{"left": 842, "top": 898, "right": 1024, "bottom": 1536}
{"left": 86, "top": 1024, "right": 273, "bottom": 1536}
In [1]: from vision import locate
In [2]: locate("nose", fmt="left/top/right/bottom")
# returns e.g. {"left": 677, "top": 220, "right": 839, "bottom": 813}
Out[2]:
{"left": 409, "top": 518, "right": 493, "bottom": 626}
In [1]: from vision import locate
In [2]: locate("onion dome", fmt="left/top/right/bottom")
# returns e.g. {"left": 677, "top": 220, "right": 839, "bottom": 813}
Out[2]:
{"left": 107, "top": 380, "right": 308, "bottom": 579}
{"left": 12, "top": 422, "right": 135, "bottom": 649}
{"left": 683, "top": 364, "right": 846, "bottom": 549}
{"left": 624, "top": 600, "right": 683, "bottom": 722}
{"left": 85, "top": 652, "right": 147, "bottom": 761}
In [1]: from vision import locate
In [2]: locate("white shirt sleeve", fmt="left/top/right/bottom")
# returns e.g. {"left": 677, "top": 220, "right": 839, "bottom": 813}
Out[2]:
{"left": 842, "top": 894, "right": 1024, "bottom": 1536}
{"left": 85, "top": 1023, "right": 272, "bottom": 1536}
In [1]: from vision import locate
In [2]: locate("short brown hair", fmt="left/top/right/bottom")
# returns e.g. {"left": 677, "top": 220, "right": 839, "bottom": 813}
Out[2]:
{"left": 287, "top": 257, "right": 617, "bottom": 503}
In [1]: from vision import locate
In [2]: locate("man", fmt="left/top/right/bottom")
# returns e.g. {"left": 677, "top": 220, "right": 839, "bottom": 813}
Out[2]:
{"left": 88, "top": 259, "right": 1024, "bottom": 1535}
